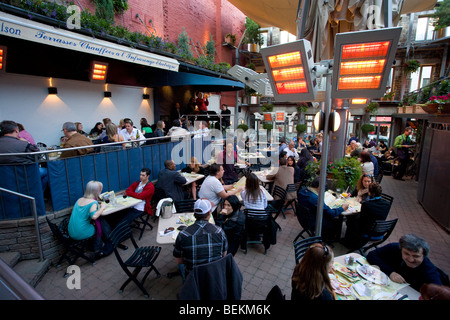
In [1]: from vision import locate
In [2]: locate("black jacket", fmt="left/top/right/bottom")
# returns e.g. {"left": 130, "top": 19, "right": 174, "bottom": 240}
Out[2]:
{"left": 155, "top": 168, "right": 187, "bottom": 201}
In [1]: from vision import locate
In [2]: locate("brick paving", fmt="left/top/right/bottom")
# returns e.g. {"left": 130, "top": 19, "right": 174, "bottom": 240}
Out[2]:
{"left": 34, "top": 175, "right": 450, "bottom": 300}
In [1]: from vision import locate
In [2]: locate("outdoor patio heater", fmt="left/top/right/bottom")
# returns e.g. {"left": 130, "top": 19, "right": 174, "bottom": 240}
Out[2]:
{"left": 260, "top": 27, "right": 402, "bottom": 236}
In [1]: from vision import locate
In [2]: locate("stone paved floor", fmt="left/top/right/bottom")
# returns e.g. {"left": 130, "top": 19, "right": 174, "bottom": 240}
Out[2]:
{"left": 34, "top": 175, "right": 450, "bottom": 300}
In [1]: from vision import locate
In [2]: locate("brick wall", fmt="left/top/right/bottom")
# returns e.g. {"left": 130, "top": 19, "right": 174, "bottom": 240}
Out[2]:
{"left": 76, "top": 0, "right": 246, "bottom": 66}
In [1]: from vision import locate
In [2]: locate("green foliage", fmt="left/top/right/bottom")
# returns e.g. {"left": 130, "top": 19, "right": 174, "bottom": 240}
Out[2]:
{"left": 261, "top": 103, "right": 274, "bottom": 112}
{"left": 365, "top": 102, "right": 379, "bottom": 115}
{"left": 361, "top": 123, "right": 375, "bottom": 134}
{"left": 436, "top": 79, "right": 450, "bottom": 95}
{"left": 296, "top": 103, "right": 309, "bottom": 113}
{"left": 245, "top": 62, "right": 256, "bottom": 71}
{"left": 205, "top": 34, "right": 216, "bottom": 61}
{"left": 404, "top": 59, "right": 421, "bottom": 73}
{"left": 225, "top": 33, "right": 236, "bottom": 45}
{"left": 112, "top": 0, "right": 128, "bottom": 14}
{"left": 296, "top": 124, "right": 307, "bottom": 133}
{"left": 433, "top": 0, "right": 450, "bottom": 30}
{"left": 419, "top": 86, "right": 432, "bottom": 103}
{"left": 263, "top": 123, "right": 273, "bottom": 131}
{"left": 237, "top": 124, "right": 249, "bottom": 132}
{"left": 20, "top": 0, "right": 72, "bottom": 21}
{"left": 329, "top": 157, "right": 363, "bottom": 190}
{"left": 92, "top": 0, "right": 114, "bottom": 22}
{"left": 177, "top": 27, "right": 193, "bottom": 61}
{"left": 304, "top": 157, "right": 362, "bottom": 190}
{"left": 244, "top": 17, "right": 263, "bottom": 45}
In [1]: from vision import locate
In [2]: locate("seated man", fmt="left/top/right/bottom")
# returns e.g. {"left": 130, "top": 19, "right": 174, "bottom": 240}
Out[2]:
{"left": 343, "top": 182, "right": 391, "bottom": 249}
{"left": 60, "top": 122, "right": 94, "bottom": 159}
{"left": 173, "top": 198, "right": 228, "bottom": 272}
{"left": 167, "top": 119, "right": 189, "bottom": 138}
{"left": 120, "top": 168, "right": 155, "bottom": 225}
{"left": 198, "top": 164, "right": 243, "bottom": 214}
{"left": 155, "top": 160, "right": 187, "bottom": 202}
{"left": 0, "top": 120, "right": 48, "bottom": 192}
{"left": 283, "top": 141, "right": 299, "bottom": 159}
{"left": 367, "top": 234, "right": 443, "bottom": 291}
{"left": 297, "top": 176, "right": 349, "bottom": 241}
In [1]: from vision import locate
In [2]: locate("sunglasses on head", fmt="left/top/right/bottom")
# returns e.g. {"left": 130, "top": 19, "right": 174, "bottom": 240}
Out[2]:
{"left": 310, "top": 242, "right": 329, "bottom": 258}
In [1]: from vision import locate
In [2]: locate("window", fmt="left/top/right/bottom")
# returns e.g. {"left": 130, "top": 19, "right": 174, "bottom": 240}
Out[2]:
{"left": 415, "top": 17, "right": 436, "bottom": 41}
{"left": 409, "top": 66, "right": 433, "bottom": 92}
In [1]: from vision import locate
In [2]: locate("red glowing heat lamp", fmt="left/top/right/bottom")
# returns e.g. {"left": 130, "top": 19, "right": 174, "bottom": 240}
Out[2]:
{"left": 332, "top": 27, "right": 402, "bottom": 99}
{"left": 90, "top": 61, "right": 108, "bottom": 82}
{"left": 0, "top": 46, "right": 6, "bottom": 72}
{"left": 261, "top": 39, "right": 318, "bottom": 102}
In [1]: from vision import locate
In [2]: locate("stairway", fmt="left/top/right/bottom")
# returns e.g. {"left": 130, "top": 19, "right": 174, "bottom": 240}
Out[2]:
{"left": 0, "top": 251, "right": 50, "bottom": 288}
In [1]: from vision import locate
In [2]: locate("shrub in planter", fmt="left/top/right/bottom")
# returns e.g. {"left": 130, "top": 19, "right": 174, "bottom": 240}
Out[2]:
{"left": 296, "top": 124, "right": 307, "bottom": 133}
{"left": 361, "top": 124, "right": 375, "bottom": 134}
{"left": 237, "top": 124, "right": 249, "bottom": 132}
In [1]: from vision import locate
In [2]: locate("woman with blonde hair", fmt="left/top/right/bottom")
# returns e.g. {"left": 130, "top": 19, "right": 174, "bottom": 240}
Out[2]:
{"left": 68, "top": 181, "right": 112, "bottom": 258}
{"left": 291, "top": 242, "right": 336, "bottom": 300}
{"left": 181, "top": 157, "right": 205, "bottom": 200}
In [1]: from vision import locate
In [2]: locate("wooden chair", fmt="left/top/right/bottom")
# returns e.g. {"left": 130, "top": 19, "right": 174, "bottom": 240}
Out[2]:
{"left": 108, "top": 220, "right": 161, "bottom": 298}
{"left": 293, "top": 236, "right": 323, "bottom": 265}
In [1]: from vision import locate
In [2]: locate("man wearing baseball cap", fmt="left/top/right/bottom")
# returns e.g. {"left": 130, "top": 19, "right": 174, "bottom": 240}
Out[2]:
{"left": 173, "top": 198, "right": 228, "bottom": 272}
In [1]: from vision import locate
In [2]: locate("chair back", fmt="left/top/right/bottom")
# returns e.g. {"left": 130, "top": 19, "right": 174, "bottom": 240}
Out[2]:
{"left": 174, "top": 199, "right": 196, "bottom": 213}
{"left": 293, "top": 236, "right": 323, "bottom": 265}
{"left": 359, "top": 218, "right": 398, "bottom": 256}
{"left": 375, "top": 173, "right": 383, "bottom": 184}
{"left": 293, "top": 203, "right": 316, "bottom": 241}
{"left": 285, "top": 184, "right": 297, "bottom": 193}
{"left": 151, "top": 187, "right": 167, "bottom": 207}
{"left": 380, "top": 193, "right": 394, "bottom": 205}
{"left": 272, "top": 185, "right": 287, "bottom": 200}
{"left": 108, "top": 220, "right": 135, "bottom": 249}
{"left": 244, "top": 209, "right": 270, "bottom": 235}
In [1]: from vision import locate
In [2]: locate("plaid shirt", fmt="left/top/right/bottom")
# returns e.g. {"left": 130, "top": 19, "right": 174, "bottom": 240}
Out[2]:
{"left": 173, "top": 220, "right": 228, "bottom": 270}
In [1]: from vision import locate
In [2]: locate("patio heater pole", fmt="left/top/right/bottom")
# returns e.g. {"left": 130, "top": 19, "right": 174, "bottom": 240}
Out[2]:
{"left": 315, "top": 67, "right": 333, "bottom": 237}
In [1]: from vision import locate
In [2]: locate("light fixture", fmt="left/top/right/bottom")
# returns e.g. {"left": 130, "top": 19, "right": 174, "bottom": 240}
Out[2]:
{"left": 90, "top": 61, "right": 108, "bottom": 82}
{"left": 227, "top": 65, "right": 273, "bottom": 96}
{"left": 48, "top": 77, "right": 57, "bottom": 95}
{"left": 331, "top": 27, "right": 402, "bottom": 99}
{"left": 104, "top": 83, "right": 111, "bottom": 98}
{"left": 143, "top": 87, "right": 150, "bottom": 99}
{"left": 0, "top": 46, "right": 6, "bottom": 72}
{"left": 351, "top": 98, "right": 367, "bottom": 105}
{"left": 261, "top": 39, "right": 318, "bottom": 101}
{"left": 314, "top": 110, "right": 340, "bottom": 132}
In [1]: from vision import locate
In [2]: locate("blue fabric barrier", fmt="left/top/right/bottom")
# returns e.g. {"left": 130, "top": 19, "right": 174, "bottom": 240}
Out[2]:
{"left": 0, "top": 163, "right": 46, "bottom": 219}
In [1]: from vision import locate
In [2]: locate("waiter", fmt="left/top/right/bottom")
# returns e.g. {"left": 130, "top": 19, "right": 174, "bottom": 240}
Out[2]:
{"left": 393, "top": 127, "right": 414, "bottom": 180}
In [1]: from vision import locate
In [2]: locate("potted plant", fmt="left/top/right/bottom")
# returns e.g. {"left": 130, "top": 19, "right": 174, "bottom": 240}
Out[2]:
{"left": 263, "top": 122, "right": 273, "bottom": 133}
{"left": 365, "top": 102, "right": 379, "bottom": 115}
{"left": 404, "top": 59, "right": 421, "bottom": 74}
{"left": 433, "top": 0, "right": 450, "bottom": 32}
{"left": 382, "top": 92, "right": 395, "bottom": 101}
{"left": 224, "top": 33, "right": 236, "bottom": 46}
{"left": 244, "top": 17, "right": 264, "bottom": 52}
{"left": 237, "top": 124, "right": 249, "bottom": 132}
{"left": 329, "top": 157, "right": 363, "bottom": 191}
{"left": 296, "top": 124, "right": 307, "bottom": 134}
{"left": 261, "top": 103, "right": 274, "bottom": 112}
{"left": 422, "top": 93, "right": 450, "bottom": 114}
{"left": 361, "top": 123, "right": 375, "bottom": 135}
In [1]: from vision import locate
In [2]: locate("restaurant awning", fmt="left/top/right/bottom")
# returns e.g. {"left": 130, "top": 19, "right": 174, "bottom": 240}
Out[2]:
{"left": 229, "top": 0, "right": 438, "bottom": 61}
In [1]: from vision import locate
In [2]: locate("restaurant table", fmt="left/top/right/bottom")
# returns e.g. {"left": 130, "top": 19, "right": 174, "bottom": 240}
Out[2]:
{"left": 331, "top": 253, "right": 420, "bottom": 300}
{"left": 324, "top": 191, "right": 361, "bottom": 239}
{"left": 180, "top": 172, "right": 205, "bottom": 185}
{"left": 102, "top": 196, "right": 143, "bottom": 216}
{"left": 252, "top": 169, "right": 275, "bottom": 194}
{"left": 232, "top": 176, "right": 274, "bottom": 202}
{"left": 156, "top": 212, "right": 215, "bottom": 245}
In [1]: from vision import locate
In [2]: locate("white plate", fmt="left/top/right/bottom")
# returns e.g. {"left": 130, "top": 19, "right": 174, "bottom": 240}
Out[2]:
{"left": 356, "top": 265, "right": 390, "bottom": 285}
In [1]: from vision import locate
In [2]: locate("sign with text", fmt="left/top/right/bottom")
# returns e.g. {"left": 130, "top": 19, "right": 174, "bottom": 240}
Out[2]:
{"left": 0, "top": 12, "right": 179, "bottom": 72}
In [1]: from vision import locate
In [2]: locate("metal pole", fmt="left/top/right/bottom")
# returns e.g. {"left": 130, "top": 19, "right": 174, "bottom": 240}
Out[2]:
{"left": 315, "top": 71, "right": 332, "bottom": 236}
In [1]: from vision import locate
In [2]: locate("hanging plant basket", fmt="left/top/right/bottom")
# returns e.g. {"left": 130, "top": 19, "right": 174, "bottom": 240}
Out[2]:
{"left": 422, "top": 103, "right": 450, "bottom": 114}
{"left": 404, "top": 59, "right": 421, "bottom": 73}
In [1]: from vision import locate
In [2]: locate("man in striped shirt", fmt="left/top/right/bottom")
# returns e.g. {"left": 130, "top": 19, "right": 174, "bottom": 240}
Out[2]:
{"left": 173, "top": 199, "right": 228, "bottom": 272}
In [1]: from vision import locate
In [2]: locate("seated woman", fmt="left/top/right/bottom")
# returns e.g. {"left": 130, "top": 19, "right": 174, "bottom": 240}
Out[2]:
{"left": 287, "top": 156, "right": 301, "bottom": 183}
{"left": 218, "top": 143, "right": 248, "bottom": 185}
{"left": 359, "top": 151, "right": 374, "bottom": 176}
{"left": 140, "top": 118, "right": 153, "bottom": 136}
{"left": 240, "top": 173, "right": 267, "bottom": 210}
{"left": 351, "top": 173, "right": 373, "bottom": 203}
{"left": 378, "top": 141, "right": 388, "bottom": 154}
{"left": 291, "top": 242, "right": 336, "bottom": 301}
{"left": 101, "top": 122, "right": 125, "bottom": 149}
{"left": 343, "top": 182, "right": 391, "bottom": 250}
{"left": 181, "top": 156, "right": 205, "bottom": 200}
{"left": 74, "top": 122, "right": 87, "bottom": 136}
{"left": 216, "top": 195, "right": 245, "bottom": 256}
{"left": 68, "top": 180, "right": 112, "bottom": 258}
{"left": 89, "top": 122, "right": 104, "bottom": 138}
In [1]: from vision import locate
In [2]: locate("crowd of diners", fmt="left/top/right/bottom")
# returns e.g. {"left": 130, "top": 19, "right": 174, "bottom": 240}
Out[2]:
{"left": 1, "top": 118, "right": 448, "bottom": 301}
